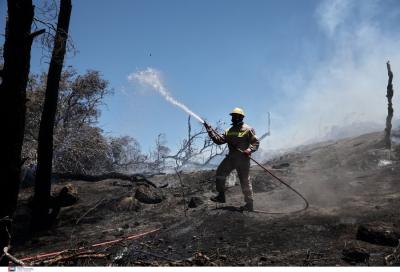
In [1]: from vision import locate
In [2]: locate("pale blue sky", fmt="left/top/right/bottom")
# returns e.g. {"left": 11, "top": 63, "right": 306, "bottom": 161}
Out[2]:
{"left": 1, "top": 0, "right": 400, "bottom": 153}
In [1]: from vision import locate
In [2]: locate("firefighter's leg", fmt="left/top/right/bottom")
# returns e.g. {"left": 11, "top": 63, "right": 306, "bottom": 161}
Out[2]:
{"left": 215, "top": 157, "right": 235, "bottom": 193}
{"left": 234, "top": 157, "right": 254, "bottom": 204}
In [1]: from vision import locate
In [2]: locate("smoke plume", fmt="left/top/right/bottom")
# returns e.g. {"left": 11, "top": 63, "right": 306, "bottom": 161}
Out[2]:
{"left": 265, "top": 0, "right": 400, "bottom": 150}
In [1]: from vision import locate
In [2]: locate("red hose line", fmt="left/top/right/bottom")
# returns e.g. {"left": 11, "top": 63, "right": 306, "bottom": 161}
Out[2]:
{"left": 14, "top": 227, "right": 162, "bottom": 263}
{"left": 210, "top": 127, "right": 309, "bottom": 214}
{"left": 247, "top": 155, "right": 309, "bottom": 214}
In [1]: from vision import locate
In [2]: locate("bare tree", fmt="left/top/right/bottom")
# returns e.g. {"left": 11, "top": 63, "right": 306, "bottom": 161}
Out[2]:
{"left": 165, "top": 117, "right": 228, "bottom": 169}
{"left": 385, "top": 61, "right": 394, "bottom": 149}
{"left": 54, "top": 125, "right": 111, "bottom": 175}
{"left": 0, "top": 0, "right": 45, "bottom": 265}
{"left": 108, "top": 135, "right": 148, "bottom": 172}
{"left": 23, "top": 69, "right": 114, "bottom": 171}
{"left": 32, "top": 0, "right": 78, "bottom": 63}
{"left": 174, "top": 168, "right": 187, "bottom": 217}
{"left": 187, "top": 115, "right": 192, "bottom": 159}
{"left": 258, "top": 111, "right": 271, "bottom": 142}
{"left": 149, "top": 134, "right": 170, "bottom": 173}
{"left": 31, "top": 0, "right": 72, "bottom": 231}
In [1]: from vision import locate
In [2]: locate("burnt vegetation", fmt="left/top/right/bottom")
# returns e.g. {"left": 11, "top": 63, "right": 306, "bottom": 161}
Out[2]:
{"left": 1, "top": 0, "right": 400, "bottom": 268}
{"left": 7, "top": 130, "right": 400, "bottom": 267}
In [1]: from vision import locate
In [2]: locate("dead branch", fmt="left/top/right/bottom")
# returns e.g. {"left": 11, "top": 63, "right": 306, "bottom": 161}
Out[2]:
{"left": 384, "top": 239, "right": 400, "bottom": 266}
{"left": 385, "top": 61, "right": 394, "bottom": 149}
{"left": 0, "top": 218, "right": 12, "bottom": 264}
{"left": 3, "top": 247, "right": 24, "bottom": 266}
{"left": 175, "top": 167, "right": 187, "bottom": 217}
{"left": 303, "top": 250, "right": 328, "bottom": 266}
{"left": 70, "top": 196, "right": 107, "bottom": 248}
{"left": 27, "top": 29, "right": 46, "bottom": 40}
{"left": 258, "top": 111, "right": 272, "bottom": 142}
{"left": 131, "top": 249, "right": 173, "bottom": 261}
{"left": 35, "top": 0, "right": 59, "bottom": 20}
{"left": 188, "top": 115, "right": 192, "bottom": 159}
{"left": 33, "top": 18, "right": 57, "bottom": 32}
{"left": 29, "top": 0, "right": 78, "bottom": 64}
{"left": 165, "top": 119, "right": 227, "bottom": 168}
{"left": 45, "top": 251, "right": 107, "bottom": 266}
{"left": 56, "top": 172, "right": 157, "bottom": 188}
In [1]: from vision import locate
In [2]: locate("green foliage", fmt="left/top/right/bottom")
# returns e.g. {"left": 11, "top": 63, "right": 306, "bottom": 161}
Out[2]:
{"left": 23, "top": 67, "right": 114, "bottom": 173}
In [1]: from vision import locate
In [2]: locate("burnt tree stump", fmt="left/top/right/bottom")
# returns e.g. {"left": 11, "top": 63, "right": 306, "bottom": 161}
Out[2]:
{"left": 385, "top": 61, "right": 394, "bottom": 149}
{"left": 356, "top": 222, "right": 400, "bottom": 246}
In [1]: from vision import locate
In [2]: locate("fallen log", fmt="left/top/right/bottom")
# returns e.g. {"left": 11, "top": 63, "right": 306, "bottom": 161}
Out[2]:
{"left": 45, "top": 251, "right": 107, "bottom": 266}
{"left": 56, "top": 172, "right": 158, "bottom": 188}
{"left": 4, "top": 247, "right": 24, "bottom": 266}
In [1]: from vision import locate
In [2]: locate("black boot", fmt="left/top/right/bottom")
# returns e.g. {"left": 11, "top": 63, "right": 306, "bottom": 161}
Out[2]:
{"left": 210, "top": 192, "right": 226, "bottom": 203}
{"left": 240, "top": 202, "right": 254, "bottom": 212}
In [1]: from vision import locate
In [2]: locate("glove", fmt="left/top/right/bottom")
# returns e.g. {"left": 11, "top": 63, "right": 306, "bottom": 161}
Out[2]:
{"left": 203, "top": 122, "right": 211, "bottom": 130}
{"left": 243, "top": 150, "right": 250, "bottom": 156}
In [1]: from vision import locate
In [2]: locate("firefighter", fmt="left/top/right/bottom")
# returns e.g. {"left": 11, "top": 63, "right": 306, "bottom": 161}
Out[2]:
{"left": 204, "top": 107, "right": 259, "bottom": 212}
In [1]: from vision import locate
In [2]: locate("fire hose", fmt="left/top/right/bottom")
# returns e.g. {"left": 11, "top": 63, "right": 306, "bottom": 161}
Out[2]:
{"left": 8, "top": 228, "right": 162, "bottom": 265}
{"left": 207, "top": 124, "right": 309, "bottom": 214}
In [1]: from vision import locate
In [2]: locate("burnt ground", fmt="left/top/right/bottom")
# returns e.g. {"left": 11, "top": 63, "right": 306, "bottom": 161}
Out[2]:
{"left": 9, "top": 130, "right": 400, "bottom": 267}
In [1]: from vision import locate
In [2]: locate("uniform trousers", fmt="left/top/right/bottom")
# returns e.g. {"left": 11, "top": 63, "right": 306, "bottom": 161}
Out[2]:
{"left": 215, "top": 155, "right": 253, "bottom": 203}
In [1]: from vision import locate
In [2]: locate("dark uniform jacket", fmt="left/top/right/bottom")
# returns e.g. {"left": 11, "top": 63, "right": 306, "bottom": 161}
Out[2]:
{"left": 207, "top": 123, "right": 260, "bottom": 157}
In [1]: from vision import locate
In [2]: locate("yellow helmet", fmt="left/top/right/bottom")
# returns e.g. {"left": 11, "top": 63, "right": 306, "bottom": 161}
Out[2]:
{"left": 229, "top": 107, "right": 245, "bottom": 117}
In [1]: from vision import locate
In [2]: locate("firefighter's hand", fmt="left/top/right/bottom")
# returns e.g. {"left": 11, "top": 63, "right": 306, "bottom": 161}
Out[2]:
{"left": 243, "top": 150, "right": 250, "bottom": 156}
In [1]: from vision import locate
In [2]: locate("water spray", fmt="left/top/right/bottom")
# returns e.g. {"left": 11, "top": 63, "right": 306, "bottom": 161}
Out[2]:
{"left": 129, "top": 68, "right": 309, "bottom": 214}
{"left": 128, "top": 68, "right": 205, "bottom": 124}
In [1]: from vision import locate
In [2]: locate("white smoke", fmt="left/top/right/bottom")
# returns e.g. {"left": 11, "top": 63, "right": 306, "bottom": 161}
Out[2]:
{"left": 264, "top": 0, "right": 400, "bottom": 150}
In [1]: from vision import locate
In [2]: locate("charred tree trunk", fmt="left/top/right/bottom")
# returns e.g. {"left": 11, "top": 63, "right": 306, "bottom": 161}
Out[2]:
{"left": 187, "top": 115, "right": 192, "bottom": 160}
{"left": 47, "top": 187, "right": 69, "bottom": 228}
{"left": 384, "top": 61, "right": 394, "bottom": 149}
{"left": 30, "top": 0, "right": 72, "bottom": 232}
{"left": 0, "top": 0, "right": 44, "bottom": 265}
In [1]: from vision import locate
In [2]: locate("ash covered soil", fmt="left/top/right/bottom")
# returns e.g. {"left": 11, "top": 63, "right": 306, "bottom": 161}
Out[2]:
{"left": 10, "top": 131, "right": 400, "bottom": 266}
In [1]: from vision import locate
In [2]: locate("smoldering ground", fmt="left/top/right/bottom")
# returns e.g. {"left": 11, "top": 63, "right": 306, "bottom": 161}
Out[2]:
{"left": 11, "top": 130, "right": 400, "bottom": 267}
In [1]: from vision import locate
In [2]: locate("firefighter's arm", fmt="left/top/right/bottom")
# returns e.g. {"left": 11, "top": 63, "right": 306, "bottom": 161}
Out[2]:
{"left": 247, "top": 128, "right": 260, "bottom": 153}
{"left": 204, "top": 122, "right": 226, "bottom": 145}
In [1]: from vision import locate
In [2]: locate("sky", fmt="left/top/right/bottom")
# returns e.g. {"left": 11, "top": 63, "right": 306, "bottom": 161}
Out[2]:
{"left": 1, "top": 0, "right": 400, "bottom": 155}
